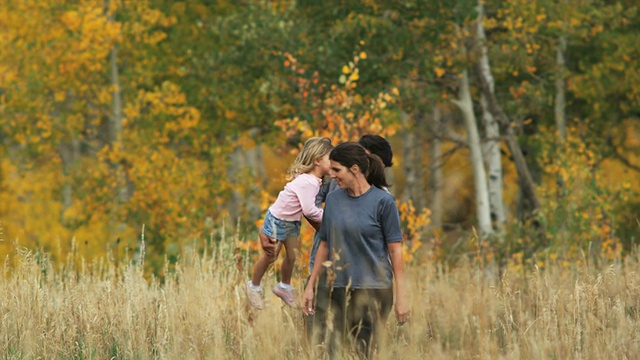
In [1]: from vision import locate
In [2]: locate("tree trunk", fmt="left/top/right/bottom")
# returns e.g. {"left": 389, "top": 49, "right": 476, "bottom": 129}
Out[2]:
{"left": 228, "top": 128, "right": 267, "bottom": 225}
{"left": 244, "top": 128, "right": 267, "bottom": 221}
{"left": 554, "top": 33, "right": 569, "bottom": 232}
{"left": 474, "top": 63, "right": 541, "bottom": 216}
{"left": 109, "top": 52, "right": 123, "bottom": 145}
{"left": 415, "top": 112, "right": 429, "bottom": 210}
{"left": 555, "top": 37, "right": 567, "bottom": 140}
{"left": 109, "top": 42, "right": 129, "bottom": 204}
{"left": 228, "top": 144, "right": 246, "bottom": 225}
{"left": 58, "top": 138, "right": 80, "bottom": 210}
{"left": 476, "top": 1, "right": 507, "bottom": 237}
{"left": 106, "top": 0, "right": 123, "bottom": 148}
{"left": 106, "top": 1, "right": 130, "bottom": 239}
{"left": 0, "top": 142, "right": 6, "bottom": 220}
{"left": 401, "top": 111, "right": 424, "bottom": 208}
{"left": 452, "top": 69, "right": 493, "bottom": 238}
{"left": 54, "top": 89, "right": 80, "bottom": 216}
{"left": 428, "top": 105, "right": 444, "bottom": 232}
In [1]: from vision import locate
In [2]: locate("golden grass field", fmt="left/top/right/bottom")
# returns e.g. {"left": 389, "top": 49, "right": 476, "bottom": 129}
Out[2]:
{"left": 2, "top": 235, "right": 640, "bottom": 360}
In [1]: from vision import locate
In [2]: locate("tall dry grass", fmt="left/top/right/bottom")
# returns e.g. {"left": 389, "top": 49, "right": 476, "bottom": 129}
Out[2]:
{"left": 2, "top": 234, "right": 640, "bottom": 359}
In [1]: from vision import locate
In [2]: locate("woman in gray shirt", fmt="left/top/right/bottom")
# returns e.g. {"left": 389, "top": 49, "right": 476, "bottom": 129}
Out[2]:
{"left": 302, "top": 142, "right": 409, "bottom": 358}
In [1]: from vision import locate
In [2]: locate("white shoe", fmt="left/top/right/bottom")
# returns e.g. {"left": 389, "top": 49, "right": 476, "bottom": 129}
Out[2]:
{"left": 246, "top": 281, "right": 264, "bottom": 310}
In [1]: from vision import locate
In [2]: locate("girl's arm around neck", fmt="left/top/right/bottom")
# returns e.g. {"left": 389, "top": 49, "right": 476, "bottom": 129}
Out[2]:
{"left": 294, "top": 175, "right": 324, "bottom": 222}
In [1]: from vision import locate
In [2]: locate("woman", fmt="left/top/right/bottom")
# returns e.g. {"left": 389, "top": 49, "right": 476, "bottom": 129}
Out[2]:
{"left": 302, "top": 142, "right": 409, "bottom": 358}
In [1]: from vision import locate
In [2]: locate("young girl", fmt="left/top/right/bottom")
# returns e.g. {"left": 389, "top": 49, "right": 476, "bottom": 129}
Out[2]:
{"left": 247, "top": 137, "right": 333, "bottom": 309}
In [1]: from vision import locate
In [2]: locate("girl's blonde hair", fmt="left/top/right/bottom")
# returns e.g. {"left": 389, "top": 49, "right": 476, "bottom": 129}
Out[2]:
{"left": 287, "top": 137, "right": 333, "bottom": 180}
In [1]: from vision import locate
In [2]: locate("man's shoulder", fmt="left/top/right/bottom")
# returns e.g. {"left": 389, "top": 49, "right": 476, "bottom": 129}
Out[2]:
{"left": 321, "top": 179, "right": 339, "bottom": 193}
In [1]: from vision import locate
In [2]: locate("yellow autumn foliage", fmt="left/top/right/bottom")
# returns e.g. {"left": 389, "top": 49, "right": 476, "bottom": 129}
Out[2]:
{"left": 1, "top": 0, "right": 638, "bottom": 279}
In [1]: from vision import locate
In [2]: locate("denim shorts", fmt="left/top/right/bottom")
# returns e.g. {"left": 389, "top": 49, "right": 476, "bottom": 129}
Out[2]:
{"left": 261, "top": 210, "right": 301, "bottom": 241}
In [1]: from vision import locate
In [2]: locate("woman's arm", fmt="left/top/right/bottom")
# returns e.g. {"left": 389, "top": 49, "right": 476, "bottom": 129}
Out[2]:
{"left": 302, "top": 241, "right": 328, "bottom": 315}
{"left": 387, "top": 242, "right": 409, "bottom": 324}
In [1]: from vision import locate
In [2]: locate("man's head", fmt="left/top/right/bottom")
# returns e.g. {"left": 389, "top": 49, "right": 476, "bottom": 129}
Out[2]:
{"left": 358, "top": 134, "right": 393, "bottom": 168}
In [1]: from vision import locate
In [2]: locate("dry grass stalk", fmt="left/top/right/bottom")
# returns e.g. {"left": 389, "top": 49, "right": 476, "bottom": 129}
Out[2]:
{"left": 1, "top": 237, "right": 640, "bottom": 359}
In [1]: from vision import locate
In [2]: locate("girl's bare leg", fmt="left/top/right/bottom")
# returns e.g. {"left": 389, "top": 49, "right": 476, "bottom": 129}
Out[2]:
{"left": 252, "top": 234, "right": 282, "bottom": 286}
{"left": 280, "top": 236, "right": 300, "bottom": 285}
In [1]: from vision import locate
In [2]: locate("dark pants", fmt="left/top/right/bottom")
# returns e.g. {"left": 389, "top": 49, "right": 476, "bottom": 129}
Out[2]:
{"left": 305, "top": 283, "right": 393, "bottom": 359}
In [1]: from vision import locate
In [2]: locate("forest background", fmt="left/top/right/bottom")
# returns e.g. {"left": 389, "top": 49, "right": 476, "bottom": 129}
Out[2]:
{"left": 1, "top": 0, "right": 639, "bottom": 277}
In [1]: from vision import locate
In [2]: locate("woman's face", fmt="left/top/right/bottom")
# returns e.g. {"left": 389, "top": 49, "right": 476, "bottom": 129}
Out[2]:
{"left": 329, "top": 160, "right": 357, "bottom": 190}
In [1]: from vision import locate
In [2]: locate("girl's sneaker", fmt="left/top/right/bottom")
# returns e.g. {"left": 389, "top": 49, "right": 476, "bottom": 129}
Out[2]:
{"left": 272, "top": 284, "right": 296, "bottom": 307}
{"left": 246, "top": 281, "right": 264, "bottom": 310}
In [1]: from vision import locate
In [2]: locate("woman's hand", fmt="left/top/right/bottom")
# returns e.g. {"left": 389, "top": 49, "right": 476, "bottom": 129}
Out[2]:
{"left": 387, "top": 242, "right": 409, "bottom": 325}
{"left": 304, "top": 241, "right": 328, "bottom": 316}
{"left": 302, "top": 285, "right": 315, "bottom": 315}
{"left": 394, "top": 296, "right": 410, "bottom": 325}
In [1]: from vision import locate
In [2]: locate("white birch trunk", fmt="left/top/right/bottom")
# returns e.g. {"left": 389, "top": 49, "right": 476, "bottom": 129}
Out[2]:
{"left": 474, "top": 63, "right": 541, "bottom": 215}
{"left": 452, "top": 69, "right": 493, "bottom": 238}
{"left": 477, "top": 1, "right": 506, "bottom": 236}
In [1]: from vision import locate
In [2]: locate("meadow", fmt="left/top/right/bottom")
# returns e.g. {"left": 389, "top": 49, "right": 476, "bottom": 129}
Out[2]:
{"left": 2, "top": 1, "right": 639, "bottom": 358}
{"left": 1, "top": 228, "right": 639, "bottom": 360}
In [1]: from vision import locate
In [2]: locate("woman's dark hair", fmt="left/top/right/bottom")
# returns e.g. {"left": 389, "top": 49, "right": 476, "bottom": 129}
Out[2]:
{"left": 358, "top": 134, "right": 393, "bottom": 168}
{"left": 330, "top": 142, "right": 389, "bottom": 189}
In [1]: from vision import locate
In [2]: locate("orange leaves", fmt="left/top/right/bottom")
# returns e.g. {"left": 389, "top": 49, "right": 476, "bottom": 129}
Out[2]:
{"left": 275, "top": 50, "right": 399, "bottom": 148}
{"left": 397, "top": 199, "right": 431, "bottom": 264}
{"left": 509, "top": 85, "right": 527, "bottom": 99}
{"left": 316, "top": 84, "right": 397, "bottom": 143}
{"left": 282, "top": 52, "right": 306, "bottom": 76}
{"left": 61, "top": 11, "right": 82, "bottom": 31}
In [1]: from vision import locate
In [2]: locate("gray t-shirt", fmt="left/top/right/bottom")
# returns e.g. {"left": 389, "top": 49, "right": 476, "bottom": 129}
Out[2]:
{"left": 317, "top": 186, "right": 402, "bottom": 289}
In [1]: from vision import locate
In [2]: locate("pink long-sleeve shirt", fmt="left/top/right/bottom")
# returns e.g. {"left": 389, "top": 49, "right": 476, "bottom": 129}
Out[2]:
{"left": 269, "top": 173, "right": 324, "bottom": 223}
